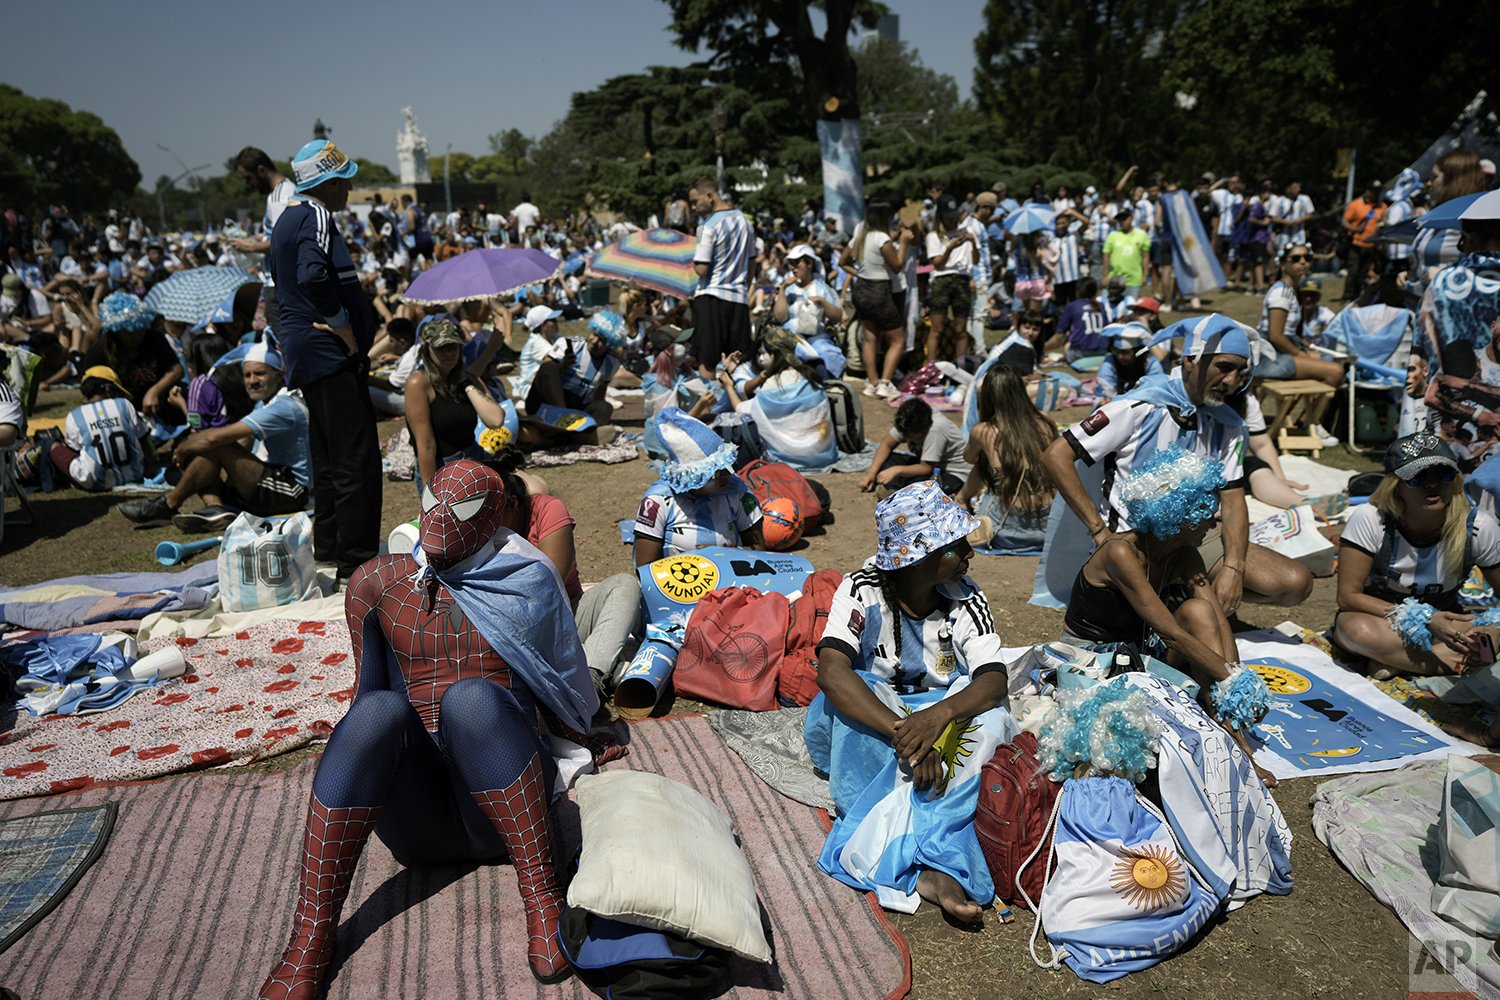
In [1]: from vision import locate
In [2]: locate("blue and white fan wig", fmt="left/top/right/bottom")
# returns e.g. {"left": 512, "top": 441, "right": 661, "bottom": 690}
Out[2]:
{"left": 1118, "top": 445, "right": 1227, "bottom": 539}
{"left": 1038, "top": 677, "right": 1161, "bottom": 784}
{"left": 99, "top": 291, "right": 156, "bottom": 333}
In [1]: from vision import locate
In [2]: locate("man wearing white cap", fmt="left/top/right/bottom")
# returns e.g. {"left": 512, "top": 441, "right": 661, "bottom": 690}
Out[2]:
{"left": 269, "top": 139, "right": 381, "bottom": 583}
{"left": 512, "top": 303, "right": 562, "bottom": 402}
{"left": 1040, "top": 314, "right": 1312, "bottom": 612}
{"left": 119, "top": 343, "right": 311, "bottom": 530}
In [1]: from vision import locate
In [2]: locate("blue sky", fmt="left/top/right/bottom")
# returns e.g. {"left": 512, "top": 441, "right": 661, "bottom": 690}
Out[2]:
{"left": 6, "top": 0, "right": 983, "bottom": 189}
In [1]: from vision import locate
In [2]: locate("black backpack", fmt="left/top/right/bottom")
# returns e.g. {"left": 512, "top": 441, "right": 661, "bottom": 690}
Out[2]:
{"left": 823, "top": 380, "right": 865, "bottom": 454}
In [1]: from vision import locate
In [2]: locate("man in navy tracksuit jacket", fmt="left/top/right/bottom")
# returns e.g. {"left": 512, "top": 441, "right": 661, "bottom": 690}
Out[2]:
{"left": 269, "top": 140, "right": 381, "bottom": 582}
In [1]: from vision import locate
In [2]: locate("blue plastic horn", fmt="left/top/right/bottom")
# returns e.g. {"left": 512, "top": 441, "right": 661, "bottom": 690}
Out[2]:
{"left": 155, "top": 536, "right": 223, "bottom": 567}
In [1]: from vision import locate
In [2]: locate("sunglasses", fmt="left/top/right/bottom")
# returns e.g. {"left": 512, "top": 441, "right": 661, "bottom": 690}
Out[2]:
{"left": 1285, "top": 253, "right": 1310, "bottom": 262}
{"left": 1402, "top": 467, "right": 1456, "bottom": 488}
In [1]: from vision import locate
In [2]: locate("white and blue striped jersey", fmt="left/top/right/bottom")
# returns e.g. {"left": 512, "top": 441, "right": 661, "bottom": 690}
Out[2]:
{"left": 1101, "top": 294, "right": 1134, "bottom": 323}
{"left": 1384, "top": 199, "right": 1415, "bottom": 260}
{"left": 960, "top": 215, "right": 991, "bottom": 288}
{"left": 633, "top": 479, "right": 762, "bottom": 558}
{"left": 1342, "top": 503, "right": 1500, "bottom": 598}
{"left": 558, "top": 337, "right": 621, "bottom": 403}
{"left": 0, "top": 376, "right": 23, "bottom": 436}
{"left": 1063, "top": 375, "right": 1247, "bottom": 533}
{"left": 693, "top": 209, "right": 755, "bottom": 304}
{"left": 1053, "top": 232, "right": 1083, "bottom": 284}
{"left": 260, "top": 179, "right": 296, "bottom": 286}
{"left": 817, "top": 561, "right": 1007, "bottom": 692}
{"left": 64, "top": 397, "right": 148, "bottom": 489}
{"left": 1211, "top": 189, "right": 1243, "bottom": 237}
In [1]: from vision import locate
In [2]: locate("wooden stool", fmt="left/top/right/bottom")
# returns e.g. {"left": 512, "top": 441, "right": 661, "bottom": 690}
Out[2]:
{"left": 1258, "top": 380, "right": 1337, "bottom": 457}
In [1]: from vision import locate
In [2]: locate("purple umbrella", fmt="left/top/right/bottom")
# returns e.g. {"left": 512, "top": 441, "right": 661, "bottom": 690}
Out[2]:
{"left": 401, "top": 248, "right": 562, "bottom": 304}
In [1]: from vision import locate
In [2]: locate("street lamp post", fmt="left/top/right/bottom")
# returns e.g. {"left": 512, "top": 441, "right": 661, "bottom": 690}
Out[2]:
{"left": 444, "top": 142, "right": 453, "bottom": 217}
{"left": 156, "top": 143, "right": 210, "bottom": 231}
{"left": 155, "top": 162, "right": 212, "bottom": 234}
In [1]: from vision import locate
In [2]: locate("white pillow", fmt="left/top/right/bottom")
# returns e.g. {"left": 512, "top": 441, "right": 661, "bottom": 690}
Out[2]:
{"left": 568, "top": 770, "right": 772, "bottom": 963}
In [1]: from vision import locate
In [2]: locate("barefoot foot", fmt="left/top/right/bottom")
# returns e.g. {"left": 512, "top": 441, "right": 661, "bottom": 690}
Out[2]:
{"left": 916, "top": 868, "right": 984, "bottom": 924}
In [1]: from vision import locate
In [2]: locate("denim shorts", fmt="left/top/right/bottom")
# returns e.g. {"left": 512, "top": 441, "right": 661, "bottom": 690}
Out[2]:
{"left": 1251, "top": 352, "right": 1299, "bottom": 380}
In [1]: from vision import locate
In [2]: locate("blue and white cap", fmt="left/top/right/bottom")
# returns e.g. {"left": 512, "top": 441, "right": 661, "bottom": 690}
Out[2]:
{"left": 242, "top": 341, "right": 283, "bottom": 370}
{"left": 291, "top": 139, "right": 359, "bottom": 193}
{"left": 652, "top": 407, "right": 738, "bottom": 492}
{"left": 1144, "top": 313, "right": 1250, "bottom": 360}
{"left": 1106, "top": 319, "right": 1152, "bottom": 351}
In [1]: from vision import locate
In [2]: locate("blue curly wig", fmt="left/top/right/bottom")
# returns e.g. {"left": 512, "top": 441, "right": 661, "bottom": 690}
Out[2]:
{"left": 1211, "top": 666, "right": 1271, "bottom": 731}
{"left": 98, "top": 291, "right": 156, "bottom": 333}
{"left": 1118, "top": 445, "right": 1227, "bottom": 539}
{"left": 588, "top": 309, "right": 628, "bottom": 348}
{"left": 1037, "top": 677, "right": 1160, "bottom": 784}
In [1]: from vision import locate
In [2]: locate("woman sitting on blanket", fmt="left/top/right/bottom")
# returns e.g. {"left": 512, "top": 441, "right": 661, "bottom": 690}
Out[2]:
{"left": 632, "top": 407, "right": 764, "bottom": 566}
{"left": 806, "top": 480, "right": 1015, "bottom": 922}
{"left": 404, "top": 317, "right": 513, "bottom": 492}
{"left": 957, "top": 363, "right": 1058, "bottom": 551}
{"left": 717, "top": 327, "right": 838, "bottom": 470}
{"left": 1332, "top": 434, "right": 1500, "bottom": 745}
{"left": 1061, "top": 446, "right": 1277, "bottom": 786}
{"left": 259, "top": 461, "right": 622, "bottom": 997}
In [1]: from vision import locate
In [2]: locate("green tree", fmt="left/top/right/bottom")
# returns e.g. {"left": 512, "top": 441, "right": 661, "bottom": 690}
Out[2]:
{"left": 488, "top": 128, "right": 534, "bottom": 174}
{"left": 663, "top": 0, "right": 885, "bottom": 121}
{"left": 353, "top": 158, "right": 399, "bottom": 184}
{"left": 974, "top": 0, "right": 1184, "bottom": 175}
{"left": 428, "top": 151, "right": 478, "bottom": 184}
{"left": 0, "top": 84, "right": 140, "bottom": 214}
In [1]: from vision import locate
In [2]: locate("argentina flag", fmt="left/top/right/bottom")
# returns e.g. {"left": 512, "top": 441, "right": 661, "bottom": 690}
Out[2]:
{"left": 815, "top": 676, "right": 1018, "bottom": 913}
{"left": 1039, "top": 776, "right": 1221, "bottom": 983}
{"left": 747, "top": 377, "right": 839, "bottom": 470}
{"left": 1122, "top": 673, "right": 1294, "bottom": 906}
{"left": 817, "top": 119, "right": 865, "bottom": 239}
{"left": 1323, "top": 303, "right": 1412, "bottom": 371}
{"left": 1159, "top": 190, "right": 1225, "bottom": 295}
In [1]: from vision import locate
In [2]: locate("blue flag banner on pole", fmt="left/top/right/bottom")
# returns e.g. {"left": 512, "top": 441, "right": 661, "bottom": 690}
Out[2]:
{"left": 1159, "top": 190, "right": 1224, "bottom": 296}
{"left": 817, "top": 119, "right": 865, "bottom": 239}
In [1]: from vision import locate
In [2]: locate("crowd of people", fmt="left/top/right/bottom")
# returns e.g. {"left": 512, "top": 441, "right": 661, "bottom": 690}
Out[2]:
{"left": 5, "top": 134, "right": 1500, "bottom": 994}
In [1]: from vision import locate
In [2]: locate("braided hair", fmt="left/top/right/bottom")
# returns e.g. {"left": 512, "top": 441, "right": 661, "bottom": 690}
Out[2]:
{"left": 878, "top": 568, "right": 905, "bottom": 662}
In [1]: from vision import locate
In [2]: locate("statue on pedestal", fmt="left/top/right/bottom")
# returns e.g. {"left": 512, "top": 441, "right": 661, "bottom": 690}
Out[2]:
{"left": 396, "top": 107, "right": 431, "bottom": 184}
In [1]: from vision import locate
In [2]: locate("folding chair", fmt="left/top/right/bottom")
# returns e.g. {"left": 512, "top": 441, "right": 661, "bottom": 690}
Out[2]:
{"left": 0, "top": 441, "right": 36, "bottom": 548}
{"left": 1312, "top": 303, "right": 1413, "bottom": 448}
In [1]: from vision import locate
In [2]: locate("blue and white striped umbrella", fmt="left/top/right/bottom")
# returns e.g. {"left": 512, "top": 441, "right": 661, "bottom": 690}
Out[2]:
{"left": 1003, "top": 204, "right": 1056, "bottom": 234}
{"left": 144, "top": 266, "right": 260, "bottom": 324}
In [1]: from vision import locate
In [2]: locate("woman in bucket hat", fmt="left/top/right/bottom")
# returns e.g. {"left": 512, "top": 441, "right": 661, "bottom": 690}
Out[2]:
{"left": 805, "top": 480, "right": 1015, "bottom": 923}
{"left": 632, "top": 407, "right": 764, "bottom": 566}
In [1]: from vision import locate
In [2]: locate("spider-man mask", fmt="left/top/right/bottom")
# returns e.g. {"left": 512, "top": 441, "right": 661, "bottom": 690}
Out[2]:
{"left": 419, "top": 460, "right": 508, "bottom": 570}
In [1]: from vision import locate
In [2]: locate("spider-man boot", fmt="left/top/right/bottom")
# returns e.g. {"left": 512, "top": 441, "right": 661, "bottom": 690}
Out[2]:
{"left": 258, "top": 795, "right": 381, "bottom": 1000}
{"left": 471, "top": 755, "right": 570, "bottom": 983}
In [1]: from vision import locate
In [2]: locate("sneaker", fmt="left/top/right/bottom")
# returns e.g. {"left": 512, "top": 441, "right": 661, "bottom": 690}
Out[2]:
{"left": 1159, "top": 303, "right": 1173, "bottom": 314}
{"left": 862, "top": 380, "right": 881, "bottom": 397}
{"left": 1311, "top": 423, "right": 1339, "bottom": 447}
{"left": 1190, "top": 296, "right": 1202, "bottom": 310}
{"left": 172, "top": 505, "right": 237, "bottom": 533}
{"left": 875, "top": 380, "right": 901, "bottom": 399}
{"left": 118, "top": 495, "right": 175, "bottom": 527}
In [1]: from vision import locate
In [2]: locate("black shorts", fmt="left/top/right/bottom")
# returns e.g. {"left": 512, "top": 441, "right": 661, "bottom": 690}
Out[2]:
{"left": 1150, "top": 239, "right": 1173, "bottom": 266}
{"left": 851, "top": 277, "right": 904, "bottom": 331}
{"left": 690, "top": 294, "right": 752, "bottom": 370}
{"left": 1243, "top": 241, "right": 1268, "bottom": 264}
{"left": 224, "top": 462, "right": 308, "bottom": 516}
{"left": 927, "top": 273, "right": 973, "bottom": 319}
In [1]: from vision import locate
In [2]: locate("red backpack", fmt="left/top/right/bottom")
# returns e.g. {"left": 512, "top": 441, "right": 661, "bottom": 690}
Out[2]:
{"left": 779, "top": 569, "right": 844, "bottom": 707}
{"left": 737, "top": 459, "right": 823, "bottom": 530}
{"left": 975, "top": 731, "right": 1060, "bottom": 910}
{"left": 674, "top": 586, "right": 789, "bottom": 712}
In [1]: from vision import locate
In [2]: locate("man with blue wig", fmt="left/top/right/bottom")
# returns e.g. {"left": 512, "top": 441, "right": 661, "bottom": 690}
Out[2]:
{"left": 1041, "top": 313, "right": 1312, "bottom": 612}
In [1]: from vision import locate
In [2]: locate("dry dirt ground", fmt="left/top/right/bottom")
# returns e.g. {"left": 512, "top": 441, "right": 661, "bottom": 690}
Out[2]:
{"left": 2, "top": 279, "right": 1446, "bottom": 999}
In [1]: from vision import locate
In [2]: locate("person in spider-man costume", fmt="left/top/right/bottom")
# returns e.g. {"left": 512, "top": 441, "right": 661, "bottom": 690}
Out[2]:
{"left": 259, "top": 460, "right": 622, "bottom": 998}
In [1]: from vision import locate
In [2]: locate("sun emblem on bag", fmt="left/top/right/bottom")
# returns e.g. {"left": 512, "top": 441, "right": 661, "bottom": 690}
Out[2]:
{"left": 1109, "top": 844, "right": 1186, "bottom": 910}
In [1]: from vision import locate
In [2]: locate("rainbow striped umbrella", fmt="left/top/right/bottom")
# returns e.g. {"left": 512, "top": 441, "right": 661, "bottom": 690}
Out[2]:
{"left": 587, "top": 228, "right": 699, "bottom": 298}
